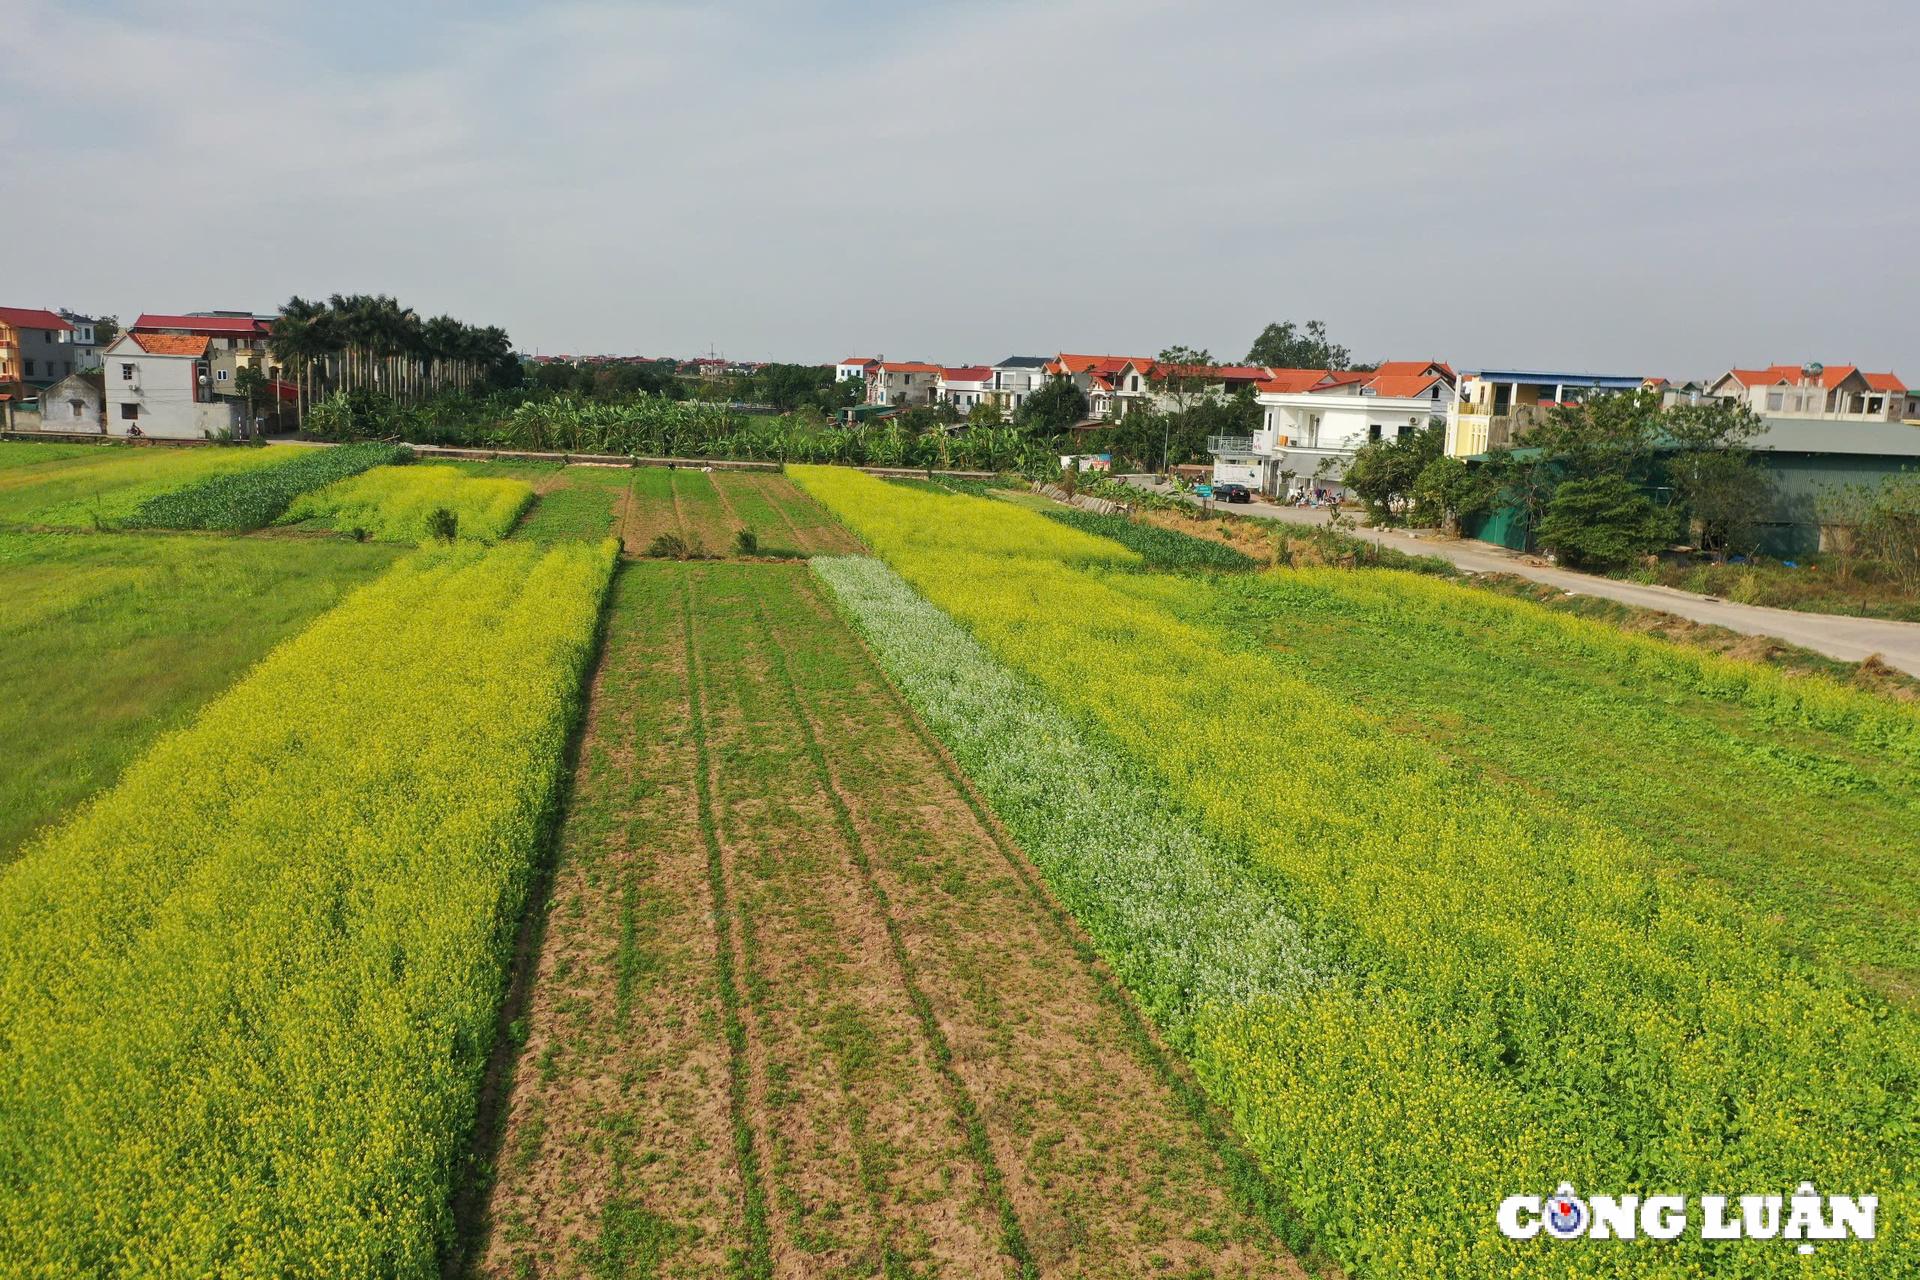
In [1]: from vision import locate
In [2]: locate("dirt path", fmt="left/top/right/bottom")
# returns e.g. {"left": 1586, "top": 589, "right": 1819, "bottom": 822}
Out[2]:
{"left": 477, "top": 567, "right": 745, "bottom": 1279}
{"left": 695, "top": 565, "right": 1010, "bottom": 1278}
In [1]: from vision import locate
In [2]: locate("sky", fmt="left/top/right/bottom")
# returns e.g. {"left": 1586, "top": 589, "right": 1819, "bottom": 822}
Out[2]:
{"left": 2, "top": 0, "right": 1916, "bottom": 376}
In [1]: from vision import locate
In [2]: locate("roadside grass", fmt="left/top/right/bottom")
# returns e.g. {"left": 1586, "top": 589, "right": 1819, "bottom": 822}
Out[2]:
{"left": 0, "top": 530, "right": 399, "bottom": 860}
{"left": 1621, "top": 555, "right": 1920, "bottom": 622}
{"left": 0, "top": 446, "right": 290, "bottom": 528}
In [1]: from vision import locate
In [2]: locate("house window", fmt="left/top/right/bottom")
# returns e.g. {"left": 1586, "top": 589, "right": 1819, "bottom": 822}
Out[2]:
{"left": 23, "top": 360, "right": 34, "bottom": 376}
{"left": 217, "top": 369, "right": 230, "bottom": 381}
{"left": 64, "top": 361, "right": 72, "bottom": 375}
{"left": 121, "top": 363, "right": 135, "bottom": 380}
{"left": 1766, "top": 391, "right": 1783, "bottom": 411}
{"left": 69, "top": 399, "right": 85, "bottom": 419}
{"left": 120, "top": 403, "right": 139, "bottom": 419}
{"left": 1368, "top": 424, "right": 1383, "bottom": 442}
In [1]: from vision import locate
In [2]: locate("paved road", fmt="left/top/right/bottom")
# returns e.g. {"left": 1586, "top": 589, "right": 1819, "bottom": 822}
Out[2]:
{"left": 1122, "top": 478, "right": 1920, "bottom": 677}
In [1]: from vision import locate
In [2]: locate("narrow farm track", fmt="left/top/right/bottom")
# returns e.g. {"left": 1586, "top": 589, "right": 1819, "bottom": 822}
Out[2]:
{"left": 696, "top": 565, "right": 1008, "bottom": 1278}
{"left": 481, "top": 559, "right": 1304, "bottom": 1278}
{"left": 477, "top": 567, "right": 746, "bottom": 1278}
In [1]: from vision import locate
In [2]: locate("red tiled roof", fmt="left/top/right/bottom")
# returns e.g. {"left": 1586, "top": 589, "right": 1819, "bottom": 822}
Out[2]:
{"left": 879, "top": 361, "right": 943, "bottom": 374}
{"left": 1359, "top": 373, "right": 1449, "bottom": 398}
{"left": 1371, "top": 360, "right": 1455, "bottom": 381}
{"left": 1864, "top": 371, "right": 1908, "bottom": 393}
{"left": 840, "top": 356, "right": 879, "bottom": 366}
{"left": 133, "top": 313, "right": 271, "bottom": 335}
{"left": 1255, "top": 368, "right": 1337, "bottom": 393}
{"left": 1051, "top": 353, "right": 1151, "bottom": 378}
{"left": 128, "top": 332, "right": 209, "bottom": 356}
{"left": 0, "top": 306, "right": 73, "bottom": 331}
{"left": 942, "top": 365, "right": 993, "bottom": 382}
{"left": 1725, "top": 363, "right": 1867, "bottom": 390}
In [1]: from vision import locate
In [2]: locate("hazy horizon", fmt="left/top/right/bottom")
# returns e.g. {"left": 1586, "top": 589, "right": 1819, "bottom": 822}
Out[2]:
{"left": 3, "top": 0, "right": 1915, "bottom": 378}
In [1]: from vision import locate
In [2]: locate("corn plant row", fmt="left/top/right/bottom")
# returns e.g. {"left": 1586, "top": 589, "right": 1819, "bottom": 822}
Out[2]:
{"left": 284, "top": 463, "right": 534, "bottom": 543}
{"left": 0, "top": 539, "right": 617, "bottom": 1275}
{"left": 791, "top": 465, "right": 1918, "bottom": 1278}
{"left": 809, "top": 554, "right": 1322, "bottom": 1042}
{"left": 125, "top": 442, "right": 409, "bottom": 530}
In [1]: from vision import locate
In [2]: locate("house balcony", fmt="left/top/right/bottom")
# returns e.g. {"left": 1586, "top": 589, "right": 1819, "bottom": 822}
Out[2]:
{"left": 1208, "top": 435, "right": 1256, "bottom": 455}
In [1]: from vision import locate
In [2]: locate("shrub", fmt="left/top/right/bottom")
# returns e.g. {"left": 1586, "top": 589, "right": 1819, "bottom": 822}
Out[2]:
{"left": 647, "top": 532, "right": 691, "bottom": 559}
{"left": 733, "top": 527, "right": 759, "bottom": 556}
{"left": 1535, "top": 474, "right": 1673, "bottom": 569}
{"left": 425, "top": 506, "right": 459, "bottom": 542}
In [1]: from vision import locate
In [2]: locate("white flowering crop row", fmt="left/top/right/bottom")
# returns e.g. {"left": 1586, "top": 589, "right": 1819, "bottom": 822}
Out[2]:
{"left": 810, "top": 554, "right": 1324, "bottom": 1041}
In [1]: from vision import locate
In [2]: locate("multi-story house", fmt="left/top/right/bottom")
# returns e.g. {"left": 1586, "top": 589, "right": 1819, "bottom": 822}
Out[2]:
{"left": 1044, "top": 354, "right": 1152, "bottom": 420}
{"left": 1443, "top": 368, "right": 1646, "bottom": 457}
{"left": 0, "top": 307, "right": 77, "bottom": 420}
{"left": 986, "top": 355, "right": 1051, "bottom": 418}
{"left": 131, "top": 313, "right": 277, "bottom": 399}
{"left": 938, "top": 366, "right": 993, "bottom": 413}
{"left": 867, "top": 361, "right": 942, "bottom": 407}
{"left": 57, "top": 312, "right": 112, "bottom": 371}
{"left": 836, "top": 357, "right": 879, "bottom": 384}
{"left": 101, "top": 331, "right": 246, "bottom": 439}
{"left": 1705, "top": 363, "right": 1908, "bottom": 422}
{"left": 1211, "top": 363, "right": 1457, "bottom": 497}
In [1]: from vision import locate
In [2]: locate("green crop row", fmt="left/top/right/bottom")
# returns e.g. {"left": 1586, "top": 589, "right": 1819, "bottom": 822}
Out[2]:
{"left": 125, "top": 443, "right": 410, "bottom": 530}
{"left": 791, "top": 465, "right": 1920, "bottom": 1278}
{"left": 284, "top": 463, "right": 535, "bottom": 543}
{"left": 0, "top": 539, "right": 617, "bottom": 1274}
{"left": 1032, "top": 504, "right": 1258, "bottom": 571}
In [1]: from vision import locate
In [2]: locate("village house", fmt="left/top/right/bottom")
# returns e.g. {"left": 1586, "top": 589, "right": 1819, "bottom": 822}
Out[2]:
{"left": 1444, "top": 368, "right": 1646, "bottom": 457}
{"left": 1705, "top": 363, "right": 1907, "bottom": 422}
{"left": 131, "top": 313, "right": 277, "bottom": 402}
{"left": 867, "top": 360, "right": 943, "bottom": 407}
{"left": 986, "top": 355, "right": 1052, "bottom": 419}
{"left": 0, "top": 306, "right": 77, "bottom": 424}
{"left": 101, "top": 331, "right": 247, "bottom": 439}
{"left": 33, "top": 371, "right": 106, "bottom": 433}
{"left": 835, "top": 356, "right": 879, "bottom": 384}
{"left": 1210, "top": 363, "right": 1457, "bottom": 498}
{"left": 938, "top": 365, "right": 993, "bottom": 413}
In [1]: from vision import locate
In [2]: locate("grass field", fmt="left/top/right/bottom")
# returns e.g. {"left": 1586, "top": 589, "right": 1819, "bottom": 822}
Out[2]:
{"left": 0, "top": 444, "right": 292, "bottom": 528}
{"left": 475, "top": 561, "right": 1304, "bottom": 1278}
{"left": 0, "top": 530, "right": 399, "bottom": 858}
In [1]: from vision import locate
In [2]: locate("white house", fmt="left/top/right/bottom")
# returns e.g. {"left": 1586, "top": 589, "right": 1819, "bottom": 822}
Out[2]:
{"left": 102, "top": 332, "right": 246, "bottom": 439}
{"left": 987, "top": 355, "right": 1052, "bottom": 419}
{"left": 836, "top": 356, "right": 878, "bottom": 383}
{"left": 1211, "top": 363, "right": 1457, "bottom": 498}
{"left": 938, "top": 365, "right": 993, "bottom": 412}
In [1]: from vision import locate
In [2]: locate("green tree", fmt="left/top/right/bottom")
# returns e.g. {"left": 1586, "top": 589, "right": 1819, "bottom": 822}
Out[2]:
{"left": 1669, "top": 447, "right": 1773, "bottom": 558}
{"left": 1535, "top": 475, "right": 1674, "bottom": 569}
{"left": 966, "top": 398, "right": 1004, "bottom": 429}
{"left": 1015, "top": 377, "right": 1088, "bottom": 436}
{"left": 1245, "top": 319, "right": 1350, "bottom": 370}
{"left": 1411, "top": 455, "right": 1493, "bottom": 531}
{"left": 1344, "top": 423, "right": 1443, "bottom": 523}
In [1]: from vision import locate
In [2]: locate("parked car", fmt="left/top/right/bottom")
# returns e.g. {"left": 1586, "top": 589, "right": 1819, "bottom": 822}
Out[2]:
{"left": 1215, "top": 483, "right": 1252, "bottom": 503}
